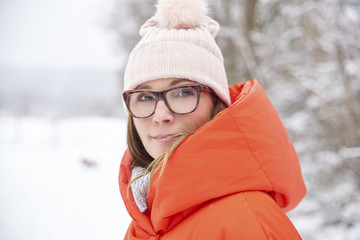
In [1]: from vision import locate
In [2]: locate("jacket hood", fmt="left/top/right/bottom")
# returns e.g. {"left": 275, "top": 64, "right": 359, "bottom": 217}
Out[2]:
{"left": 119, "top": 79, "right": 306, "bottom": 235}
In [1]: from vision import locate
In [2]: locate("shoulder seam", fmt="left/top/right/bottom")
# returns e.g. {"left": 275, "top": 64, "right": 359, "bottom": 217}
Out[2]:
{"left": 241, "top": 192, "right": 271, "bottom": 240}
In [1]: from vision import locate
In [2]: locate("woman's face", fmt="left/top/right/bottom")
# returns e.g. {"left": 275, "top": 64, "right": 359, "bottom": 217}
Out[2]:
{"left": 133, "top": 78, "right": 214, "bottom": 159}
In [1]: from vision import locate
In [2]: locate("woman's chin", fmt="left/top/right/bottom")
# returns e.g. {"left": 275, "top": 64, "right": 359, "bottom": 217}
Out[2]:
{"left": 149, "top": 143, "right": 173, "bottom": 159}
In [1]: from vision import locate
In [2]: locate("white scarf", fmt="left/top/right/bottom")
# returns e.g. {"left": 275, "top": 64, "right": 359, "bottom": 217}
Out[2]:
{"left": 130, "top": 167, "right": 150, "bottom": 212}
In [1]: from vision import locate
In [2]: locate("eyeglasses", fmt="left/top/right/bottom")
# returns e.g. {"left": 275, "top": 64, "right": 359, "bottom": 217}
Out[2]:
{"left": 123, "top": 85, "right": 212, "bottom": 118}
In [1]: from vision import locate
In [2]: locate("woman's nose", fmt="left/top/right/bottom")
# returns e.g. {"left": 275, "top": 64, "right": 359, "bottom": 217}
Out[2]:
{"left": 152, "top": 100, "right": 174, "bottom": 124}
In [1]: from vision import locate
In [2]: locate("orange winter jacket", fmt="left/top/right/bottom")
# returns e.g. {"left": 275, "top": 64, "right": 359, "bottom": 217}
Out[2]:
{"left": 119, "top": 79, "right": 306, "bottom": 239}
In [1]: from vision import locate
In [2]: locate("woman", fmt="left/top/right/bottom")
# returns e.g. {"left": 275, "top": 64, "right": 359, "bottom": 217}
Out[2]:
{"left": 119, "top": 0, "right": 306, "bottom": 239}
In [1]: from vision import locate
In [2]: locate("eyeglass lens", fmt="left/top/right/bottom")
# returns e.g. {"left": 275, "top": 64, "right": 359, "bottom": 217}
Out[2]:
{"left": 127, "top": 86, "right": 199, "bottom": 118}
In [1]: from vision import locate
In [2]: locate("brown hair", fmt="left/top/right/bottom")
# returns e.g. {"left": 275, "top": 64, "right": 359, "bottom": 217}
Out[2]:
{"left": 126, "top": 96, "right": 227, "bottom": 196}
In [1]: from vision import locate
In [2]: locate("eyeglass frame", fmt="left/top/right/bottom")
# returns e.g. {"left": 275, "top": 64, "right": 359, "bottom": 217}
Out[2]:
{"left": 122, "top": 85, "right": 213, "bottom": 118}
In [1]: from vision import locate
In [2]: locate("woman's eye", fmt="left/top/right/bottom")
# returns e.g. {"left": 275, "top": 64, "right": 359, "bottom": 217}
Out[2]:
{"left": 178, "top": 88, "right": 195, "bottom": 97}
{"left": 138, "top": 93, "right": 154, "bottom": 102}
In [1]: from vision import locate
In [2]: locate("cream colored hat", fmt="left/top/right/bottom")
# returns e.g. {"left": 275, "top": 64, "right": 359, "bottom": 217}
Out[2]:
{"left": 123, "top": 0, "right": 230, "bottom": 106}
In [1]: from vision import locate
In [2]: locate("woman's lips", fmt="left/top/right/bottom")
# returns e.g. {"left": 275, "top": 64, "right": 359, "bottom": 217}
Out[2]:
{"left": 152, "top": 134, "right": 180, "bottom": 143}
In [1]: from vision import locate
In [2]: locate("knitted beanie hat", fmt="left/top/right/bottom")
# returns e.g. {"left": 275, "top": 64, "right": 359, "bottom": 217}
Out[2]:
{"left": 123, "top": 0, "right": 231, "bottom": 106}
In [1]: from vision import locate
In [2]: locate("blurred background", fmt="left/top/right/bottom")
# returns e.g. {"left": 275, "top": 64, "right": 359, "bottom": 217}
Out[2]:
{"left": 1, "top": 0, "right": 359, "bottom": 239}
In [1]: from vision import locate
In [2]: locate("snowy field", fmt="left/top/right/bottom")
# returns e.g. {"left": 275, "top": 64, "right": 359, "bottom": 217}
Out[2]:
{"left": 0, "top": 116, "right": 131, "bottom": 240}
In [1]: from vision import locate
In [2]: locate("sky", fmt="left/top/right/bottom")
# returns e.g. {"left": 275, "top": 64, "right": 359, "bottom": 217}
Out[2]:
{"left": 0, "top": 0, "right": 121, "bottom": 70}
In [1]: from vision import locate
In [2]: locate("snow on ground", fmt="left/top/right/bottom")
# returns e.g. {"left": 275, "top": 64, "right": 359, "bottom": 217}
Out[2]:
{"left": 0, "top": 116, "right": 131, "bottom": 240}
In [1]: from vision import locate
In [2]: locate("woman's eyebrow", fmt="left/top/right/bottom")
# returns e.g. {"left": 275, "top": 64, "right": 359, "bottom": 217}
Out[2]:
{"left": 136, "top": 79, "right": 194, "bottom": 90}
{"left": 136, "top": 84, "right": 151, "bottom": 90}
{"left": 169, "top": 78, "right": 193, "bottom": 86}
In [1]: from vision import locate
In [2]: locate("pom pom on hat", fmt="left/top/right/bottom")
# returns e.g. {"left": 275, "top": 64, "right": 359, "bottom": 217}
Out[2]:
{"left": 155, "top": 0, "right": 209, "bottom": 29}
